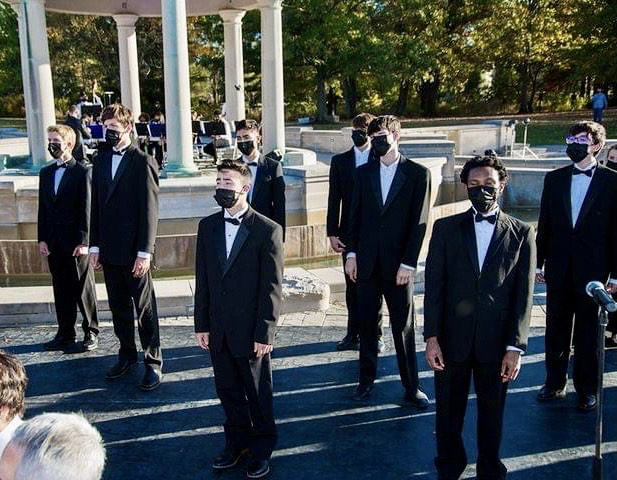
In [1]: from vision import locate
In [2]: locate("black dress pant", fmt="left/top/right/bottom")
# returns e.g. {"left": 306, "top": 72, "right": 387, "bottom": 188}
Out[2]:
{"left": 210, "top": 340, "right": 277, "bottom": 460}
{"left": 356, "top": 265, "right": 419, "bottom": 393}
{"left": 48, "top": 251, "right": 99, "bottom": 340}
{"left": 545, "top": 283, "right": 598, "bottom": 395}
{"left": 102, "top": 263, "right": 162, "bottom": 367}
{"left": 342, "top": 253, "right": 383, "bottom": 340}
{"left": 434, "top": 352, "right": 508, "bottom": 480}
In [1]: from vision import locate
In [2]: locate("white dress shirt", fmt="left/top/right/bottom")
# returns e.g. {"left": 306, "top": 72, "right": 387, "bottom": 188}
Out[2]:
{"left": 0, "top": 416, "right": 23, "bottom": 458}
{"left": 242, "top": 155, "right": 259, "bottom": 202}
{"left": 224, "top": 206, "right": 249, "bottom": 258}
{"left": 54, "top": 160, "right": 68, "bottom": 194}
{"left": 353, "top": 146, "right": 370, "bottom": 168}
{"left": 571, "top": 160, "right": 596, "bottom": 227}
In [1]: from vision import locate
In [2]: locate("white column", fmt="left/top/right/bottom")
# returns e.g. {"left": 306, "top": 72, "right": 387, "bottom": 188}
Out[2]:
{"left": 113, "top": 14, "right": 141, "bottom": 117}
{"left": 258, "top": 0, "right": 285, "bottom": 155}
{"left": 219, "top": 9, "right": 246, "bottom": 122}
{"left": 16, "top": 0, "right": 56, "bottom": 169}
{"left": 161, "top": 0, "right": 198, "bottom": 176}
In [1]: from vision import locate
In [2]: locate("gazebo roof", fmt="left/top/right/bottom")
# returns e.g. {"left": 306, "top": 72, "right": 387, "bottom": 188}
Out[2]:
{"left": 6, "top": 0, "right": 262, "bottom": 17}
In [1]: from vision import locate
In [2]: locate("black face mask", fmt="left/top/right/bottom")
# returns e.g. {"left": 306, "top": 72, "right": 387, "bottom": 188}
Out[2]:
{"left": 47, "top": 142, "right": 63, "bottom": 160}
{"left": 237, "top": 140, "right": 255, "bottom": 156}
{"left": 214, "top": 188, "right": 240, "bottom": 209}
{"left": 566, "top": 143, "right": 589, "bottom": 163}
{"left": 371, "top": 135, "right": 392, "bottom": 157}
{"left": 105, "top": 129, "right": 122, "bottom": 148}
{"left": 351, "top": 130, "right": 368, "bottom": 148}
{"left": 606, "top": 161, "right": 617, "bottom": 172}
{"left": 467, "top": 185, "right": 498, "bottom": 214}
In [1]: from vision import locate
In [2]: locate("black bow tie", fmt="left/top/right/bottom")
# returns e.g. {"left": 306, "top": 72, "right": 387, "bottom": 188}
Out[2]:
{"left": 572, "top": 167, "right": 595, "bottom": 177}
{"left": 475, "top": 213, "right": 497, "bottom": 224}
{"left": 112, "top": 148, "right": 128, "bottom": 156}
{"left": 56, "top": 162, "right": 68, "bottom": 169}
{"left": 224, "top": 216, "right": 244, "bottom": 226}
{"left": 247, "top": 161, "right": 258, "bottom": 167}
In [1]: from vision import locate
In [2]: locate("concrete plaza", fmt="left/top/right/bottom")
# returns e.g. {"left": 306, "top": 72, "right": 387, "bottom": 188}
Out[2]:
{"left": 1, "top": 301, "right": 616, "bottom": 479}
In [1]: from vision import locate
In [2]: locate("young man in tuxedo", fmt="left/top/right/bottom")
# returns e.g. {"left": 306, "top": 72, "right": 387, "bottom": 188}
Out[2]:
{"left": 194, "top": 160, "right": 283, "bottom": 479}
{"left": 89, "top": 104, "right": 162, "bottom": 392}
{"left": 327, "top": 113, "right": 384, "bottom": 352}
{"left": 235, "top": 119, "right": 286, "bottom": 236}
{"left": 345, "top": 115, "right": 430, "bottom": 407}
{"left": 424, "top": 155, "right": 535, "bottom": 480}
{"left": 38, "top": 125, "right": 99, "bottom": 353}
{"left": 536, "top": 121, "right": 617, "bottom": 410}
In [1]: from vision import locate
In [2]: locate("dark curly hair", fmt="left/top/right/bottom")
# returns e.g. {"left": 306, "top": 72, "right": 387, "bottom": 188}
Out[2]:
{"left": 460, "top": 153, "right": 508, "bottom": 184}
{"left": 217, "top": 159, "right": 252, "bottom": 182}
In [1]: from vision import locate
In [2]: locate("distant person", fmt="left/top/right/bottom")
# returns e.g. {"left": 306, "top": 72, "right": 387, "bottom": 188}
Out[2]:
{"left": 64, "top": 105, "right": 91, "bottom": 163}
{"left": 604, "top": 144, "right": 617, "bottom": 349}
{"left": 0, "top": 413, "right": 106, "bottom": 480}
{"left": 424, "top": 155, "right": 535, "bottom": 480}
{"left": 235, "top": 119, "right": 286, "bottom": 235}
{"left": 591, "top": 87, "right": 608, "bottom": 123}
{"left": 327, "top": 113, "right": 384, "bottom": 352}
{"left": 204, "top": 110, "right": 232, "bottom": 162}
{"left": 0, "top": 351, "right": 27, "bottom": 458}
{"left": 38, "top": 125, "right": 99, "bottom": 353}
{"left": 91, "top": 80, "right": 103, "bottom": 106}
{"left": 138, "top": 113, "right": 151, "bottom": 123}
{"left": 536, "top": 121, "right": 617, "bottom": 410}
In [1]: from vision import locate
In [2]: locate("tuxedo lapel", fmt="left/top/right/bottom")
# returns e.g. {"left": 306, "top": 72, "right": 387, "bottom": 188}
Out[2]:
{"left": 105, "top": 148, "right": 132, "bottom": 204}
{"left": 462, "top": 213, "right": 481, "bottom": 277}
{"left": 213, "top": 214, "right": 227, "bottom": 274}
{"left": 223, "top": 210, "right": 254, "bottom": 276}
{"left": 481, "top": 214, "right": 510, "bottom": 273}
{"left": 368, "top": 161, "right": 382, "bottom": 208}
{"left": 382, "top": 161, "right": 407, "bottom": 213}
{"left": 575, "top": 167, "right": 603, "bottom": 229}
{"left": 54, "top": 159, "right": 76, "bottom": 201}
{"left": 561, "top": 168, "right": 573, "bottom": 227}
{"left": 251, "top": 159, "right": 267, "bottom": 201}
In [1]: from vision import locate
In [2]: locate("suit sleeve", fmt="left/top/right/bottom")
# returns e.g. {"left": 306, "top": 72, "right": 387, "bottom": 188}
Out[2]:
{"left": 37, "top": 171, "right": 47, "bottom": 243}
{"left": 508, "top": 225, "right": 536, "bottom": 352}
{"left": 255, "top": 224, "right": 284, "bottom": 345}
{"left": 401, "top": 166, "right": 431, "bottom": 268}
{"left": 423, "top": 220, "right": 446, "bottom": 340}
{"left": 610, "top": 176, "right": 617, "bottom": 279}
{"left": 272, "top": 161, "right": 286, "bottom": 239}
{"left": 137, "top": 154, "right": 160, "bottom": 255}
{"left": 536, "top": 173, "right": 551, "bottom": 270}
{"left": 194, "top": 220, "right": 210, "bottom": 333}
{"left": 77, "top": 168, "right": 92, "bottom": 246}
{"left": 326, "top": 158, "right": 341, "bottom": 237}
{"left": 345, "top": 168, "right": 362, "bottom": 254}
{"left": 89, "top": 159, "right": 99, "bottom": 247}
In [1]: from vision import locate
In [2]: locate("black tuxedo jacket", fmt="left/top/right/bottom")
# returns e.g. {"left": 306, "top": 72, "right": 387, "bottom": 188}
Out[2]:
{"left": 246, "top": 156, "right": 286, "bottom": 234}
{"left": 194, "top": 207, "right": 284, "bottom": 357}
{"left": 90, "top": 145, "right": 159, "bottom": 266}
{"left": 536, "top": 164, "right": 617, "bottom": 292}
{"left": 37, "top": 159, "right": 91, "bottom": 254}
{"left": 327, "top": 147, "right": 377, "bottom": 241}
{"left": 424, "top": 210, "right": 536, "bottom": 363}
{"left": 65, "top": 115, "right": 91, "bottom": 163}
{"left": 346, "top": 154, "right": 431, "bottom": 280}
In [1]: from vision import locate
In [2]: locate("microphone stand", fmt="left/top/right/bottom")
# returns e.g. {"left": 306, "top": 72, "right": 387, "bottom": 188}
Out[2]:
{"left": 593, "top": 306, "right": 609, "bottom": 480}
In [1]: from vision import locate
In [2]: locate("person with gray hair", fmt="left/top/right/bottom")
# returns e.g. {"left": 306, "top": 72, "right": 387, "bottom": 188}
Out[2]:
{"left": 0, "top": 413, "right": 106, "bottom": 480}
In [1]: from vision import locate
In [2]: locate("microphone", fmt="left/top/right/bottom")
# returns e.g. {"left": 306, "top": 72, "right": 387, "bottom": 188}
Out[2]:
{"left": 586, "top": 281, "right": 617, "bottom": 313}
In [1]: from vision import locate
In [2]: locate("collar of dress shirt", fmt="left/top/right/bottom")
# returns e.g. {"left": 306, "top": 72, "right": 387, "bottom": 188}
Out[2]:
{"left": 242, "top": 154, "right": 260, "bottom": 164}
{"left": 471, "top": 204, "right": 501, "bottom": 218}
{"left": 573, "top": 159, "right": 597, "bottom": 172}
{"left": 56, "top": 159, "right": 69, "bottom": 167}
{"left": 112, "top": 146, "right": 129, "bottom": 156}
{"left": 224, "top": 205, "right": 249, "bottom": 220}
{"left": 353, "top": 145, "right": 370, "bottom": 158}
{"left": 380, "top": 155, "right": 400, "bottom": 171}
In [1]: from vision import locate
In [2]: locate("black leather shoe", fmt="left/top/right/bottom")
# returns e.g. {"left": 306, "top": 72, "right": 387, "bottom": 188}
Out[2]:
{"left": 139, "top": 365, "right": 162, "bottom": 391}
{"left": 44, "top": 335, "right": 75, "bottom": 351}
{"left": 83, "top": 332, "right": 99, "bottom": 351}
{"left": 247, "top": 458, "right": 270, "bottom": 479}
{"left": 404, "top": 389, "right": 430, "bottom": 409}
{"left": 212, "top": 448, "right": 248, "bottom": 470}
{"left": 352, "top": 384, "right": 372, "bottom": 401}
{"left": 377, "top": 338, "right": 386, "bottom": 353}
{"left": 537, "top": 385, "right": 566, "bottom": 401}
{"left": 106, "top": 358, "right": 138, "bottom": 380}
{"left": 337, "top": 335, "right": 360, "bottom": 351}
{"left": 577, "top": 393, "right": 597, "bottom": 411}
{"left": 63, "top": 341, "right": 85, "bottom": 354}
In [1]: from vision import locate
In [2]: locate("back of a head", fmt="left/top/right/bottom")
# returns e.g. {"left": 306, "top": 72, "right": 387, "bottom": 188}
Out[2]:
{"left": 11, "top": 413, "right": 106, "bottom": 480}
{"left": 0, "top": 351, "right": 27, "bottom": 423}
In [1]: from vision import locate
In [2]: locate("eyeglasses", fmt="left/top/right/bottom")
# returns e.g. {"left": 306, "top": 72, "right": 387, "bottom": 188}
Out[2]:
{"left": 565, "top": 135, "right": 592, "bottom": 145}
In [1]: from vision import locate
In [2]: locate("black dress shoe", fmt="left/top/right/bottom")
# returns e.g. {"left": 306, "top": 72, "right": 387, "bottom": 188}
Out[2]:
{"left": 212, "top": 448, "right": 248, "bottom": 470}
{"left": 377, "top": 337, "right": 386, "bottom": 353}
{"left": 106, "top": 358, "right": 138, "bottom": 380}
{"left": 337, "top": 335, "right": 360, "bottom": 351}
{"left": 247, "top": 458, "right": 270, "bottom": 479}
{"left": 63, "top": 341, "right": 85, "bottom": 354}
{"left": 352, "top": 384, "right": 372, "bottom": 401}
{"left": 537, "top": 385, "right": 566, "bottom": 401}
{"left": 577, "top": 393, "right": 597, "bottom": 411}
{"left": 83, "top": 332, "right": 99, "bottom": 351}
{"left": 43, "top": 336, "right": 74, "bottom": 351}
{"left": 404, "top": 389, "right": 430, "bottom": 409}
{"left": 139, "top": 365, "right": 162, "bottom": 391}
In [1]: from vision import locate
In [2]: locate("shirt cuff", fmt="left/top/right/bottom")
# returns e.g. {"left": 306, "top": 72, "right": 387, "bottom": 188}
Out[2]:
{"left": 609, "top": 279, "right": 617, "bottom": 286}
{"left": 506, "top": 346, "right": 524, "bottom": 355}
{"left": 535, "top": 268, "right": 543, "bottom": 274}
{"left": 346, "top": 252, "right": 356, "bottom": 260}
{"left": 137, "top": 251, "right": 152, "bottom": 260}
{"left": 89, "top": 246, "right": 99, "bottom": 254}
{"left": 400, "top": 263, "right": 415, "bottom": 271}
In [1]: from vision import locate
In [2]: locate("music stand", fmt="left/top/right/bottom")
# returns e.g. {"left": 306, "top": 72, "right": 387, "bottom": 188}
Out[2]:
{"left": 203, "top": 121, "right": 227, "bottom": 137}
{"left": 81, "top": 104, "right": 102, "bottom": 119}
{"left": 135, "top": 123, "right": 150, "bottom": 137}
{"left": 192, "top": 121, "right": 205, "bottom": 135}
{"left": 89, "top": 124, "right": 104, "bottom": 140}
{"left": 594, "top": 307, "right": 610, "bottom": 480}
